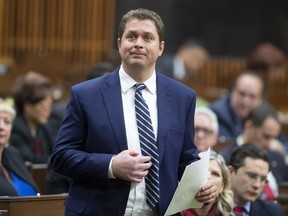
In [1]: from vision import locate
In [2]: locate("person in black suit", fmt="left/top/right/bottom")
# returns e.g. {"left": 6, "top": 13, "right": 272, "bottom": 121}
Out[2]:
{"left": 0, "top": 98, "right": 38, "bottom": 196}
{"left": 221, "top": 102, "right": 288, "bottom": 201}
{"left": 228, "top": 143, "right": 285, "bottom": 216}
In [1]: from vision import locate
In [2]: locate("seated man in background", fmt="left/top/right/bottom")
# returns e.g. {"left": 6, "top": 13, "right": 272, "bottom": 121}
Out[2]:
{"left": 209, "top": 70, "right": 264, "bottom": 142}
{"left": 228, "top": 143, "right": 285, "bottom": 215}
{"left": 221, "top": 102, "right": 288, "bottom": 201}
{"left": 194, "top": 107, "right": 219, "bottom": 152}
{"left": 156, "top": 39, "right": 209, "bottom": 82}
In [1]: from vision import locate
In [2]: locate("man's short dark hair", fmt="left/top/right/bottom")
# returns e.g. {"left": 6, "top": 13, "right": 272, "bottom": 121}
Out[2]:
{"left": 244, "top": 102, "right": 280, "bottom": 127}
{"left": 228, "top": 143, "right": 269, "bottom": 171}
{"left": 118, "top": 8, "right": 165, "bottom": 43}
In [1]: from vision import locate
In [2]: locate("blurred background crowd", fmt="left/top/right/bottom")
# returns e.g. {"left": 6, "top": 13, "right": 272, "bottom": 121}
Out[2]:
{"left": 0, "top": 0, "right": 288, "bottom": 215}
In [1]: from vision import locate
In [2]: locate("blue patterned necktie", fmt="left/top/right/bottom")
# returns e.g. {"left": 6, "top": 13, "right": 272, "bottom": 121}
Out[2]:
{"left": 134, "top": 83, "right": 160, "bottom": 209}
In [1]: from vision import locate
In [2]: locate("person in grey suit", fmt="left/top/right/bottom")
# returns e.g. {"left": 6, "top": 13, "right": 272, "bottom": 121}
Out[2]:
{"left": 228, "top": 143, "right": 285, "bottom": 216}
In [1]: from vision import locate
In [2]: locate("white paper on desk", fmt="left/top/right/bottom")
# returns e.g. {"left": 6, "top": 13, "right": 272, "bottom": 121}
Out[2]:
{"left": 164, "top": 148, "right": 210, "bottom": 216}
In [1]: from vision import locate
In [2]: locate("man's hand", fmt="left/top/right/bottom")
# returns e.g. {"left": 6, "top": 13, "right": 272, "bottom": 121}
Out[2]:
{"left": 195, "top": 179, "right": 217, "bottom": 204}
{"left": 112, "top": 150, "right": 152, "bottom": 183}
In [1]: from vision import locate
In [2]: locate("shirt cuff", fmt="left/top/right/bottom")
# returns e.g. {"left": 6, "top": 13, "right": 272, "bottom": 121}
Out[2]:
{"left": 108, "top": 156, "right": 116, "bottom": 179}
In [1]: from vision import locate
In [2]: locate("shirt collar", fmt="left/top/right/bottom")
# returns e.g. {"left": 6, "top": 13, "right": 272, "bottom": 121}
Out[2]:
{"left": 173, "top": 55, "right": 186, "bottom": 80}
{"left": 119, "top": 65, "right": 156, "bottom": 95}
{"left": 233, "top": 202, "right": 251, "bottom": 213}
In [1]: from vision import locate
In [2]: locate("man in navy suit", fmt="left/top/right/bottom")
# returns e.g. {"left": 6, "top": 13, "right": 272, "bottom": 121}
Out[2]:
{"left": 50, "top": 8, "right": 216, "bottom": 216}
{"left": 209, "top": 70, "right": 264, "bottom": 142}
{"left": 221, "top": 102, "right": 288, "bottom": 186}
{"left": 228, "top": 143, "right": 285, "bottom": 216}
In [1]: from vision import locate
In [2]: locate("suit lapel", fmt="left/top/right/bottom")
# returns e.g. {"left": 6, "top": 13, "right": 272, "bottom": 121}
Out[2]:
{"left": 102, "top": 71, "right": 128, "bottom": 151}
{"left": 156, "top": 75, "right": 173, "bottom": 163}
{"left": 101, "top": 72, "right": 174, "bottom": 159}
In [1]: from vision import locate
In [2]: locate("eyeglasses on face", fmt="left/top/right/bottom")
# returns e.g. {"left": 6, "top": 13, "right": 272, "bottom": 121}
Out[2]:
{"left": 195, "top": 127, "right": 214, "bottom": 135}
{"left": 243, "top": 170, "right": 268, "bottom": 184}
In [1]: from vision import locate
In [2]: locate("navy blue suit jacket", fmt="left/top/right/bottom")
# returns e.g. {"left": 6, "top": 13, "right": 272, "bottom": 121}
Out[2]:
{"left": 50, "top": 69, "right": 199, "bottom": 216}
{"left": 209, "top": 96, "right": 240, "bottom": 140}
{"left": 250, "top": 198, "right": 285, "bottom": 216}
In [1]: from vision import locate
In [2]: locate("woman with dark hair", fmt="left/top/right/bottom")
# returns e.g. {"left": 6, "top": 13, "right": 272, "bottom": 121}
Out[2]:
{"left": 10, "top": 71, "right": 54, "bottom": 163}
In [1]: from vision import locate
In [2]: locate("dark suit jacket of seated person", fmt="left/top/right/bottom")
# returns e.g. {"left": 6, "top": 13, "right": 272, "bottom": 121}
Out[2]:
{"left": 0, "top": 99, "right": 38, "bottom": 196}
{"left": 228, "top": 143, "right": 285, "bottom": 216}
{"left": 209, "top": 71, "right": 265, "bottom": 141}
{"left": 221, "top": 102, "right": 288, "bottom": 184}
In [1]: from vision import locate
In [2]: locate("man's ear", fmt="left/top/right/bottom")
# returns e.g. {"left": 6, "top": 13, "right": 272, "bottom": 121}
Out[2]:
{"left": 158, "top": 41, "right": 165, "bottom": 57}
{"left": 228, "top": 165, "right": 235, "bottom": 174}
{"left": 117, "top": 38, "right": 121, "bottom": 49}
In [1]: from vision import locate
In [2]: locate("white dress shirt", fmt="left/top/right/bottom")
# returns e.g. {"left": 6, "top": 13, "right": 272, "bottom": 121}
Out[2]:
{"left": 119, "top": 66, "right": 158, "bottom": 215}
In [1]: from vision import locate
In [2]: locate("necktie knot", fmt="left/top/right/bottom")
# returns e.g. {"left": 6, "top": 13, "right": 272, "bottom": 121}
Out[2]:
{"left": 233, "top": 206, "right": 245, "bottom": 213}
{"left": 135, "top": 83, "right": 146, "bottom": 93}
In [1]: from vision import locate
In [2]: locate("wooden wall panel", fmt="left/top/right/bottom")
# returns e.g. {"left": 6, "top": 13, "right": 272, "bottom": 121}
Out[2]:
{"left": 0, "top": 0, "right": 115, "bottom": 98}
{"left": 0, "top": 0, "right": 115, "bottom": 65}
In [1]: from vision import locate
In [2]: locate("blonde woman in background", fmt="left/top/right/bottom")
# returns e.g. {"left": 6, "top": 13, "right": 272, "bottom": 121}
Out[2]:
{"left": 0, "top": 98, "right": 38, "bottom": 196}
{"left": 181, "top": 151, "right": 237, "bottom": 216}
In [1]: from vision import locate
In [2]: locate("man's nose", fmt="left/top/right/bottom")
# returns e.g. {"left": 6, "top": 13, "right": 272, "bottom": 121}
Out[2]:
{"left": 134, "top": 37, "right": 143, "bottom": 47}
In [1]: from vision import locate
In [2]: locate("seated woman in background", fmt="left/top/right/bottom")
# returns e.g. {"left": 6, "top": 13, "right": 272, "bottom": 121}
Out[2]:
{"left": 10, "top": 71, "right": 54, "bottom": 164}
{"left": 0, "top": 98, "right": 38, "bottom": 196}
{"left": 181, "top": 150, "right": 236, "bottom": 216}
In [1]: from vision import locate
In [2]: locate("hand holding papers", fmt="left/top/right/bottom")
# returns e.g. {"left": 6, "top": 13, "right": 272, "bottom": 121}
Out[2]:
{"left": 165, "top": 148, "right": 210, "bottom": 216}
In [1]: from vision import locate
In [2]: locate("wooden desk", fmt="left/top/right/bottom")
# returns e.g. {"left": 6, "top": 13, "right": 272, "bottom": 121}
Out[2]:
{"left": 0, "top": 194, "right": 67, "bottom": 216}
{"left": 25, "top": 163, "right": 48, "bottom": 195}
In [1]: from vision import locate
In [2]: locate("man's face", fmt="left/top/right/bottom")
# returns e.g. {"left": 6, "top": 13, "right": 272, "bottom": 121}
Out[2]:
{"left": 117, "top": 18, "right": 164, "bottom": 73}
{"left": 230, "top": 157, "right": 269, "bottom": 205}
{"left": 246, "top": 117, "right": 281, "bottom": 151}
{"left": 194, "top": 113, "right": 218, "bottom": 152}
{"left": 230, "top": 75, "right": 263, "bottom": 118}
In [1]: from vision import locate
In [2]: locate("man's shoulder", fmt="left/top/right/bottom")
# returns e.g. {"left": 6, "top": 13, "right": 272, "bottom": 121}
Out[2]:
{"left": 210, "top": 96, "right": 229, "bottom": 110}
{"left": 72, "top": 70, "right": 118, "bottom": 91}
{"left": 251, "top": 199, "right": 285, "bottom": 215}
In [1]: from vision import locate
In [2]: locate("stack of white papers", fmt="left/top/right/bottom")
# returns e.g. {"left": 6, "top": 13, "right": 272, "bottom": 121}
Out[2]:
{"left": 165, "top": 148, "right": 210, "bottom": 216}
